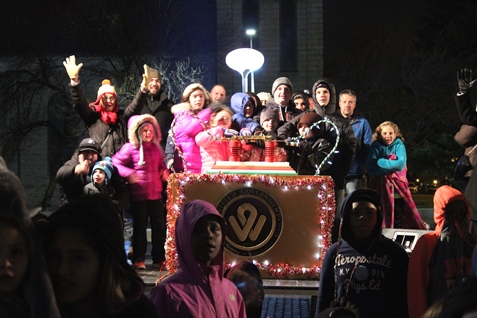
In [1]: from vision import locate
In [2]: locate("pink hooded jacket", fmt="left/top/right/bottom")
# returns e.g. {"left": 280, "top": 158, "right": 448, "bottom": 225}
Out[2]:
{"left": 171, "top": 103, "right": 212, "bottom": 173}
{"left": 112, "top": 114, "right": 167, "bottom": 201}
{"left": 195, "top": 126, "right": 230, "bottom": 173}
{"left": 149, "top": 200, "right": 246, "bottom": 318}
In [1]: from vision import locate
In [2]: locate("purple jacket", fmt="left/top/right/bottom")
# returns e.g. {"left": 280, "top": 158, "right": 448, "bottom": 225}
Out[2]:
{"left": 149, "top": 200, "right": 246, "bottom": 318}
{"left": 113, "top": 114, "right": 166, "bottom": 201}
{"left": 171, "top": 103, "right": 212, "bottom": 173}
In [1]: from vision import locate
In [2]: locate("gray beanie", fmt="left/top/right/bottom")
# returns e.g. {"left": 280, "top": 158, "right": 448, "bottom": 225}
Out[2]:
{"left": 271, "top": 77, "right": 293, "bottom": 95}
{"left": 260, "top": 107, "right": 279, "bottom": 126}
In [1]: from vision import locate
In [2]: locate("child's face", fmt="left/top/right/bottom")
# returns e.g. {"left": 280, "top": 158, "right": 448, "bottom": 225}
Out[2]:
{"left": 294, "top": 98, "right": 307, "bottom": 111}
{"left": 211, "top": 110, "right": 232, "bottom": 129}
{"left": 298, "top": 124, "right": 310, "bottom": 137}
{"left": 189, "top": 89, "right": 205, "bottom": 113}
{"left": 244, "top": 101, "right": 254, "bottom": 118}
{"left": 92, "top": 169, "right": 106, "bottom": 185}
{"left": 262, "top": 118, "right": 278, "bottom": 132}
{"left": 0, "top": 224, "right": 29, "bottom": 294}
{"left": 380, "top": 125, "right": 396, "bottom": 145}
{"left": 190, "top": 215, "right": 222, "bottom": 267}
{"left": 140, "top": 123, "right": 154, "bottom": 143}
{"left": 47, "top": 228, "right": 100, "bottom": 305}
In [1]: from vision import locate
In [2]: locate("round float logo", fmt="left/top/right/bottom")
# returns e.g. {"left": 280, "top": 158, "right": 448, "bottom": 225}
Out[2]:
{"left": 217, "top": 188, "right": 283, "bottom": 256}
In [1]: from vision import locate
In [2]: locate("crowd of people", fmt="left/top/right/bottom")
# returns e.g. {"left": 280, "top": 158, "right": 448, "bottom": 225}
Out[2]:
{"left": 3, "top": 55, "right": 477, "bottom": 317}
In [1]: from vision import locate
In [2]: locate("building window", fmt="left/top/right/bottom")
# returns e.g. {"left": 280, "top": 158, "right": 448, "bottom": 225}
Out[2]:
{"left": 242, "top": 0, "right": 260, "bottom": 50}
{"left": 279, "top": 0, "right": 297, "bottom": 72}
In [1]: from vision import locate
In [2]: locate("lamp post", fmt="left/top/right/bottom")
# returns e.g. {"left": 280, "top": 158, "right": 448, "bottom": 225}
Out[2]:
{"left": 245, "top": 29, "right": 256, "bottom": 92}
{"left": 226, "top": 48, "right": 264, "bottom": 93}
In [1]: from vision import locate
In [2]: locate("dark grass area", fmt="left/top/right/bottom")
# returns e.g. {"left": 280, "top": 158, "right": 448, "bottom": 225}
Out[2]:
{"left": 412, "top": 193, "right": 434, "bottom": 208}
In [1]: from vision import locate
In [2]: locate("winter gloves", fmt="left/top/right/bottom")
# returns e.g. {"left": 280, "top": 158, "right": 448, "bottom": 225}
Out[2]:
{"left": 457, "top": 68, "right": 476, "bottom": 93}
{"left": 63, "top": 55, "right": 83, "bottom": 83}
{"left": 141, "top": 64, "right": 151, "bottom": 93}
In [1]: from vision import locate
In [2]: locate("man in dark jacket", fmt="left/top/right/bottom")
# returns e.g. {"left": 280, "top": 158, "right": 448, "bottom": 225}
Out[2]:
{"left": 127, "top": 64, "right": 174, "bottom": 150}
{"left": 56, "top": 138, "right": 128, "bottom": 209}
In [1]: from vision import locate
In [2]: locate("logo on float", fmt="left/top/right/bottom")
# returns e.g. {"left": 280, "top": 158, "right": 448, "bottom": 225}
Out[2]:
{"left": 217, "top": 188, "right": 282, "bottom": 256}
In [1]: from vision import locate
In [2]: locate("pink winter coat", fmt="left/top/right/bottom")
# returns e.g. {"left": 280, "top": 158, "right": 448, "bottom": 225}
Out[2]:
{"left": 195, "top": 126, "right": 230, "bottom": 173}
{"left": 171, "top": 103, "right": 212, "bottom": 173}
{"left": 113, "top": 114, "right": 167, "bottom": 201}
{"left": 149, "top": 200, "right": 246, "bottom": 318}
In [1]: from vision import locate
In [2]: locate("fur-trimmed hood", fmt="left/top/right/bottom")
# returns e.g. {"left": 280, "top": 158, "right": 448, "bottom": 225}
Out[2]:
{"left": 127, "top": 114, "right": 162, "bottom": 147}
{"left": 171, "top": 102, "right": 192, "bottom": 115}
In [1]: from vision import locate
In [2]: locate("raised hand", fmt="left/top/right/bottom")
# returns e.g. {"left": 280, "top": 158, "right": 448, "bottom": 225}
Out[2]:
{"left": 63, "top": 55, "right": 83, "bottom": 81}
{"left": 457, "top": 68, "right": 477, "bottom": 93}
{"left": 141, "top": 64, "right": 151, "bottom": 92}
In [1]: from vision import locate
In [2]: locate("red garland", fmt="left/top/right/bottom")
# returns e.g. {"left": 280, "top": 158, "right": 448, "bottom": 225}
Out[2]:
{"left": 164, "top": 173, "right": 335, "bottom": 279}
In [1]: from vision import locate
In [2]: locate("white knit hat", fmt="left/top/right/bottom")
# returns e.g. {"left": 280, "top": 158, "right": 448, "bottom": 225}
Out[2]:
{"left": 97, "top": 79, "right": 117, "bottom": 98}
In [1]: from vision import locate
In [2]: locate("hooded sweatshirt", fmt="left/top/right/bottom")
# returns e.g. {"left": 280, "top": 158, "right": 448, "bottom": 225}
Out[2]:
{"left": 230, "top": 93, "right": 261, "bottom": 133}
{"left": 149, "top": 200, "right": 246, "bottom": 318}
{"left": 316, "top": 189, "right": 409, "bottom": 318}
{"left": 408, "top": 186, "right": 477, "bottom": 318}
{"left": 0, "top": 157, "right": 61, "bottom": 318}
{"left": 113, "top": 114, "right": 167, "bottom": 201}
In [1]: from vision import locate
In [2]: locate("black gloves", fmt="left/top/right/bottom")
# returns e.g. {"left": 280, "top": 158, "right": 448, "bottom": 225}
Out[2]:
{"left": 457, "top": 68, "right": 475, "bottom": 93}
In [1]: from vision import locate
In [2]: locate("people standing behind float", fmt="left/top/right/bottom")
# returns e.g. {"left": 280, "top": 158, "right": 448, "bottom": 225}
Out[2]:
{"left": 165, "top": 83, "right": 212, "bottom": 173}
{"left": 366, "top": 121, "right": 426, "bottom": 229}
{"left": 244, "top": 106, "right": 287, "bottom": 162}
{"left": 195, "top": 104, "right": 238, "bottom": 173}
{"left": 63, "top": 55, "right": 143, "bottom": 158}
{"left": 257, "top": 92, "right": 272, "bottom": 107}
{"left": 286, "top": 112, "right": 335, "bottom": 175}
{"left": 278, "top": 78, "right": 356, "bottom": 221}
{"left": 292, "top": 91, "right": 310, "bottom": 111}
{"left": 246, "top": 92, "right": 263, "bottom": 123}
{"left": 113, "top": 115, "right": 169, "bottom": 271}
{"left": 56, "top": 138, "right": 129, "bottom": 208}
{"left": 230, "top": 92, "right": 262, "bottom": 136}
{"left": 316, "top": 189, "right": 409, "bottom": 318}
{"left": 269, "top": 77, "right": 302, "bottom": 126}
{"left": 127, "top": 64, "right": 174, "bottom": 150}
{"left": 210, "top": 84, "right": 227, "bottom": 103}
{"left": 408, "top": 186, "right": 476, "bottom": 318}
{"left": 455, "top": 68, "right": 477, "bottom": 233}
{"left": 337, "top": 89, "right": 372, "bottom": 194}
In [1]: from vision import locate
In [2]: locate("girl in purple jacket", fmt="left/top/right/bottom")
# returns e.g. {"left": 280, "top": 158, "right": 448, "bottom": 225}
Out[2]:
{"left": 113, "top": 114, "right": 169, "bottom": 270}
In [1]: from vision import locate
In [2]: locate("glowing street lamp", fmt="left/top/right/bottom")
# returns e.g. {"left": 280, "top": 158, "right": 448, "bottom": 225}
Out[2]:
{"left": 245, "top": 29, "right": 256, "bottom": 92}
{"left": 226, "top": 48, "right": 264, "bottom": 93}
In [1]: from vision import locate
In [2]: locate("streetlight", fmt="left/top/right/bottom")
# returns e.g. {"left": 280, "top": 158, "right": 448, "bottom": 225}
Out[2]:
{"left": 226, "top": 48, "right": 264, "bottom": 92}
{"left": 245, "top": 29, "right": 256, "bottom": 92}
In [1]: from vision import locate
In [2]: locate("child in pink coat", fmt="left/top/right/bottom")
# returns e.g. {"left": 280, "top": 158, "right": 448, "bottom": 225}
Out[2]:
{"left": 113, "top": 114, "right": 169, "bottom": 270}
{"left": 195, "top": 104, "right": 238, "bottom": 173}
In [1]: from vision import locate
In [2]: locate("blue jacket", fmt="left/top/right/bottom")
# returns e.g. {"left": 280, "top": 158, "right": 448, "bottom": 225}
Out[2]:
{"left": 230, "top": 93, "right": 261, "bottom": 132}
{"left": 346, "top": 114, "right": 372, "bottom": 178}
{"left": 366, "top": 138, "right": 406, "bottom": 176}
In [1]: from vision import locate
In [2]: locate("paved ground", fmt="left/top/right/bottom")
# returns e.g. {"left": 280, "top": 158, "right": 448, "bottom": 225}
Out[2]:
{"left": 136, "top": 244, "right": 317, "bottom": 318}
